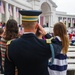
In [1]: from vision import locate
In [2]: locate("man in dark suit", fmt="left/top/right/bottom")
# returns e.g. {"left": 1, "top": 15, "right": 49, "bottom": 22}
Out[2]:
{"left": 4, "top": 10, "right": 62, "bottom": 75}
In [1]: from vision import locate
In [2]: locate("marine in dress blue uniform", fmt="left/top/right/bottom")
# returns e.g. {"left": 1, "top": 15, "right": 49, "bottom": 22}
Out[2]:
{"left": 4, "top": 10, "right": 62, "bottom": 75}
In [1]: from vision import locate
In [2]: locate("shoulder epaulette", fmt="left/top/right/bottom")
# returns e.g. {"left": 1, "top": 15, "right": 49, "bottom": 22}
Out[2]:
{"left": 46, "top": 37, "right": 53, "bottom": 44}
{"left": 7, "top": 40, "right": 12, "bottom": 45}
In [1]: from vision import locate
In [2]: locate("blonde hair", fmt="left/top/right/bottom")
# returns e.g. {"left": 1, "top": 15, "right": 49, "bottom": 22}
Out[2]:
{"left": 54, "top": 22, "right": 69, "bottom": 54}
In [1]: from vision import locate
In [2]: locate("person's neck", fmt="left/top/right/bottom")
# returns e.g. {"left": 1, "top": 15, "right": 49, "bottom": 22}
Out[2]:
{"left": 24, "top": 29, "right": 35, "bottom": 34}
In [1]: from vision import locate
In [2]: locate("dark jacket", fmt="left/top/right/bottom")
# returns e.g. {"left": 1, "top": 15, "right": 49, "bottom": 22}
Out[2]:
{"left": 4, "top": 33, "right": 62, "bottom": 75}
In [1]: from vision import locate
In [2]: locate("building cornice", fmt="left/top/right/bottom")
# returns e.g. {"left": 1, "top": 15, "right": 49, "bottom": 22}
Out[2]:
{"left": 3, "top": 0, "right": 32, "bottom": 10}
{"left": 56, "top": 14, "right": 75, "bottom": 17}
{"left": 27, "top": 0, "right": 40, "bottom": 2}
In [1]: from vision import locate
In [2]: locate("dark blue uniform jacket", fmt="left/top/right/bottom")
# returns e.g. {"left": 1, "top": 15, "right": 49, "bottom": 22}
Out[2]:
{"left": 4, "top": 33, "right": 62, "bottom": 75}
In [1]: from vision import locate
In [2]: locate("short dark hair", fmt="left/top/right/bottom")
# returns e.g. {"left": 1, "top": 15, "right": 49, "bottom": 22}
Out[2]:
{"left": 0, "top": 28, "right": 4, "bottom": 35}
{"left": 4, "top": 19, "right": 19, "bottom": 40}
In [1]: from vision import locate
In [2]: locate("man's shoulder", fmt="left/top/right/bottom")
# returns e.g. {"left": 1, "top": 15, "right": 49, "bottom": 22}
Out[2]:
{"left": 12, "top": 38, "right": 21, "bottom": 42}
{"left": 8, "top": 38, "right": 21, "bottom": 46}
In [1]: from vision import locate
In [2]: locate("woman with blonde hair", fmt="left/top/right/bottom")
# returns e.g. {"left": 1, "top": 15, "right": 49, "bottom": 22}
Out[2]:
{"left": 48, "top": 22, "right": 69, "bottom": 75}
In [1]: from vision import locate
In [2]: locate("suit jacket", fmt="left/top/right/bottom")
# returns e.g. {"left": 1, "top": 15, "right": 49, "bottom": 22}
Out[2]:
{"left": 4, "top": 33, "right": 62, "bottom": 75}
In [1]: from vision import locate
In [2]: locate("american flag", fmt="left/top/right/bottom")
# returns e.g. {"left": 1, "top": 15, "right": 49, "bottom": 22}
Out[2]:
{"left": 72, "top": 19, "right": 75, "bottom": 24}
{"left": 40, "top": 16, "right": 44, "bottom": 26}
{"left": 0, "top": 1, "right": 4, "bottom": 14}
{"left": 8, "top": 4, "right": 12, "bottom": 16}
{"left": 16, "top": 8, "right": 19, "bottom": 18}
{"left": 68, "top": 18, "right": 71, "bottom": 23}
{"left": 63, "top": 18, "right": 66, "bottom": 22}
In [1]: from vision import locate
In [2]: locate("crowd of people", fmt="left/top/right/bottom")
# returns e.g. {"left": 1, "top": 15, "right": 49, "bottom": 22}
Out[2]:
{"left": 0, "top": 10, "right": 69, "bottom": 75}
{"left": 68, "top": 32, "right": 75, "bottom": 45}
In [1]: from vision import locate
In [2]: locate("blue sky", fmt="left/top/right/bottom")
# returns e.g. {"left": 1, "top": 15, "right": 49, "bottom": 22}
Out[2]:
{"left": 52, "top": 0, "right": 75, "bottom": 15}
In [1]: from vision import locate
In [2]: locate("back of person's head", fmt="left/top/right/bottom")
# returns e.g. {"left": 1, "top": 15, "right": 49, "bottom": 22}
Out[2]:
{"left": 22, "top": 21, "right": 38, "bottom": 34}
{"left": 54, "top": 22, "right": 69, "bottom": 54}
{"left": 22, "top": 21, "right": 37, "bottom": 29}
{"left": 4, "top": 19, "right": 19, "bottom": 40}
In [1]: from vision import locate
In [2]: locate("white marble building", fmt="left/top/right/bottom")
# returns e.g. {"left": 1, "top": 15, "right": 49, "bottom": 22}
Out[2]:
{"left": 0, "top": 0, "right": 75, "bottom": 33}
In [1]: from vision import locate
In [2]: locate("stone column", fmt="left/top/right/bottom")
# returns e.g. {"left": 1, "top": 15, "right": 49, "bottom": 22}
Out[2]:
{"left": 31, "top": 0, "right": 35, "bottom": 10}
{"left": 13, "top": 6, "right": 17, "bottom": 21}
{"left": 5, "top": 2, "right": 9, "bottom": 23}
{"left": 49, "top": 15, "right": 51, "bottom": 29}
{"left": 48, "top": 13, "right": 53, "bottom": 28}
{"left": 66, "top": 17, "right": 68, "bottom": 28}
{"left": 43, "top": 16, "right": 45, "bottom": 25}
{"left": 38, "top": 15, "right": 40, "bottom": 24}
{"left": 19, "top": 14, "right": 22, "bottom": 25}
{"left": 50, "top": 14, "right": 53, "bottom": 27}
{"left": 71, "top": 18, "right": 73, "bottom": 27}
{"left": 62, "top": 17, "right": 63, "bottom": 22}
{"left": 19, "top": 8, "right": 23, "bottom": 25}
{"left": 49, "top": 14, "right": 53, "bottom": 33}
